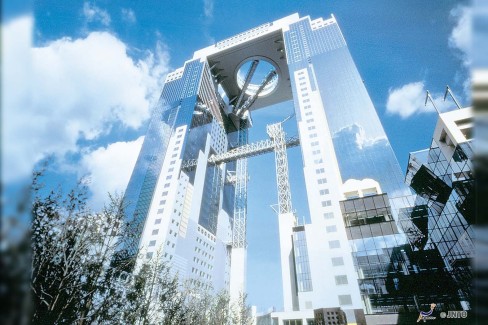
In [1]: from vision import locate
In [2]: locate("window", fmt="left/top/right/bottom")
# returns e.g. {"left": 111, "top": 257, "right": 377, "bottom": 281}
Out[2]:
{"left": 311, "top": 141, "right": 319, "bottom": 147}
{"left": 160, "top": 200, "right": 166, "bottom": 205}
{"left": 309, "top": 133, "right": 317, "bottom": 138}
{"left": 170, "top": 161, "right": 176, "bottom": 165}
{"left": 152, "top": 229, "right": 159, "bottom": 235}
{"left": 149, "top": 240, "right": 156, "bottom": 247}
{"left": 166, "top": 175, "right": 172, "bottom": 180}
{"left": 329, "top": 240, "right": 340, "bottom": 249}
{"left": 331, "top": 257, "right": 344, "bottom": 266}
{"left": 171, "top": 154, "right": 177, "bottom": 158}
{"left": 335, "top": 275, "right": 348, "bottom": 285}
{"left": 146, "top": 252, "right": 153, "bottom": 259}
{"left": 314, "top": 158, "right": 323, "bottom": 164}
{"left": 318, "top": 178, "right": 327, "bottom": 184}
{"left": 305, "top": 112, "right": 313, "bottom": 116}
{"left": 312, "top": 150, "right": 321, "bottom": 155}
{"left": 303, "top": 99, "right": 310, "bottom": 103}
{"left": 162, "top": 191, "right": 168, "bottom": 196}
{"left": 164, "top": 183, "right": 170, "bottom": 188}
{"left": 157, "top": 209, "right": 164, "bottom": 214}
{"left": 306, "top": 118, "right": 314, "bottom": 123}
{"left": 326, "top": 225, "right": 337, "bottom": 233}
{"left": 316, "top": 168, "right": 325, "bottom": 174}
{"left": 168, "top": 168, "right": 174, "bottom": 172}
{"left": 321, "top": 200, "right": 331, "bottom": 207}
{"left": 307, "top": 125, "right": 315, "bottom": 130}
{"left": 324, "top": 212, "right": 334, "bottom": 219}
{"left": 155, "top": 218, "right": 162, "bottom": 224}
{"left": 319, "top": 189, "right": 329, "bottom": 195}
{"left": 338, "top": 295, "right": 352, "bottom": 305}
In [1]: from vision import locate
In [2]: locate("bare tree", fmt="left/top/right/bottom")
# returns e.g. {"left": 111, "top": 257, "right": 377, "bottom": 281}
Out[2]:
{"left": 232, "top": 292, "right": 253, "bottom": 325}
{"left": 30, "top": 170, "right": 136, "bottom": 324}
{"left": 30, "top": 168, "right": 254, "bottom": 325}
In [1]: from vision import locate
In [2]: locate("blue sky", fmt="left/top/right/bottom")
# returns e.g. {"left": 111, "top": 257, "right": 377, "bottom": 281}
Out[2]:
{"left": 2, "top": 0, "right": 470, "bottom": 312}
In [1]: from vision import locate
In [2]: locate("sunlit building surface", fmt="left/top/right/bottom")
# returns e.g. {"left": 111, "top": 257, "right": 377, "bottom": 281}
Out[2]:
{"left": 117, "top": 13, "right": 473, "bottom": 325}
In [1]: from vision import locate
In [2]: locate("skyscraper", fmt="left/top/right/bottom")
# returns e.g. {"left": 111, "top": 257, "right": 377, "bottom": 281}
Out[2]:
{"left": 118, "top": 13, "right": 443, "bottom": 324}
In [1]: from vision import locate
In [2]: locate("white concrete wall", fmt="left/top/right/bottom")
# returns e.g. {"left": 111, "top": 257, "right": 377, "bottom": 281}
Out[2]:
{"left": 291, "top": 66, "right": 363, "bottom": 313}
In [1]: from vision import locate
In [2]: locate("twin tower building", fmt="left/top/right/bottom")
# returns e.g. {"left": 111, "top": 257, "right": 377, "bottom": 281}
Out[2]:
{"left": 119, "top": 13, "right": 422, "bottom": 324}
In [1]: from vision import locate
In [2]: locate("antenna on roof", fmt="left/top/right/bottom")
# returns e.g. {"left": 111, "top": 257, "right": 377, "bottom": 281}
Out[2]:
{"left": 443, "top": 85, "right": 462, "bottom": 109}
{"left": 425, "top": 90, "right": 440, "bottom": 114}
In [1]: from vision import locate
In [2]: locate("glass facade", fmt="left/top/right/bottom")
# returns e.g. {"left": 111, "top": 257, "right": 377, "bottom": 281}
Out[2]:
{"left": 405, "top": 138, "right": 474, "bottom": 306}
{"left": 284, "top": 15, "right": 420, "bottom": 316}
{"left": 118, "top": 59, "right": 204, "bottom": 260}
{"left": 284, "top": 18, "right": 411, "bottom": 199}
{"left": 340, "top": 193, "right": 463, "bottom": 314}
{"left": 115, "top": 14, "right": 474, "bottom": 320}
{"left": 292, "top": 226, "right": 313, "bottom": 292}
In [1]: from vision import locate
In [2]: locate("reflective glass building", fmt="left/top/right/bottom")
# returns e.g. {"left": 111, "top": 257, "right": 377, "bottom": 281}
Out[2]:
{"left": 403, "top": 108, "right": 474, "bottom": 310}
{"left": 116, "top": 13, "right": 471, "bottom": 325}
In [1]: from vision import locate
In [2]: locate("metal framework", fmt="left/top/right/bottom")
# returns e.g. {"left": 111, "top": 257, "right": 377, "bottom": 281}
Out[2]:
{"left": 179, "top": 119, "right": 298, "bottom": 250}
{"left": 267, "top": 121, "right": 293, "bottom": 214}
{"left": 181, "top": 136, "right": 299, "bottom": 169}
{"left": 234, "top": 59, "right": 259, "bottom": 109}
{"left": 233, "top": 68, "right": 278, "bottom": 118}
{"left": 208, "top": 135, "right": 299, "bottom": 165}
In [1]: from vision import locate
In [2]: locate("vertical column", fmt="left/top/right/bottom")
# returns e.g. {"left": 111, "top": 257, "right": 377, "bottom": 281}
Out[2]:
{"left": 229, "top": 119, "right": 249, "bottom": 303}
{"left": 268, "top": 121, "right": 299, "bottom": 311}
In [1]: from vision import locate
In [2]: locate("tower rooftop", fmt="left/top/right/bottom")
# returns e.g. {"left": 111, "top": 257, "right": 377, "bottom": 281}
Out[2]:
{"left": 191, "top": 14, "right": 337, "bottom": 111}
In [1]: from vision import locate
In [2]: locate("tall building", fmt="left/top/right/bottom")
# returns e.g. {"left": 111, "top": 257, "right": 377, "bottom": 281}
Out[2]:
{"left": 117, "top": 13, "right": 462, "bottom": 325}
{"left": 403, "top": 107, "right": 474, "bottom": 310}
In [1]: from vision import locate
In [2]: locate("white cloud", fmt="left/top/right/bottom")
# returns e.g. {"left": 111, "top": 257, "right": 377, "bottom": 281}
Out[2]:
{"left": 83, "top": 2, "right": 111, "bottom": 26}
{"left": 2, "top": 16, "right": 170, "bottom": 183}
{"left": 449, "top": 5, "right": 471, "bottom": 67}
{"left": 80, "top": 137, "right": 144, "bottom": 209}
{"left": 449, "top": 5, "right": 472, "bottom": 98}
{"left": 2, "top": 16, "right": 35, "bottom": 182}
{"left": 203, "top": 0, "right": 214, "bottom": 20}
{"left": 386, "top": 81, "right": 452, "bottom": 119}
{"left": 121, "top": 8, "right": 136, "bottom": 24}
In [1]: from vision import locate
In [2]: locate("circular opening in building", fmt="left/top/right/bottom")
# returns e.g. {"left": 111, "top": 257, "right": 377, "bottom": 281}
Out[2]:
{"left": 236, "top": 57, "right": 279, "bottom": 97}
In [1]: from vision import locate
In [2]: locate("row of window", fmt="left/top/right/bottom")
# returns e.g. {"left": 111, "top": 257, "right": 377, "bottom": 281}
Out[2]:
{"left": 193, "top": 256, "right": 213, "bottom": 270}
{"left": 191, "top": 267, "right": 212, "bottom": 280}
{"left": 146, "top": 251, "right": 173, "bottom": 261}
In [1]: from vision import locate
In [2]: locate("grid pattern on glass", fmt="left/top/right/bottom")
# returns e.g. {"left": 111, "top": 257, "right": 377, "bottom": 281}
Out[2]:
{"left": 293, "top": 230, "right": 313, "bottom": 292}
{"left": 405, "top": 139, "right": 474, "bottom": 302}
{"left": 340, "top": 193, "right": 393, "bottom": 227}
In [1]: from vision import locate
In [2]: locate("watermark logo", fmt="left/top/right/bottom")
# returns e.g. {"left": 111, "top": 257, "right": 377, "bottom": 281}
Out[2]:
{"left": 417, "top": 303, "right": 436, "bottom": 323}
{"left": 440, "top": 310, "right": 468, "bottom": 319}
